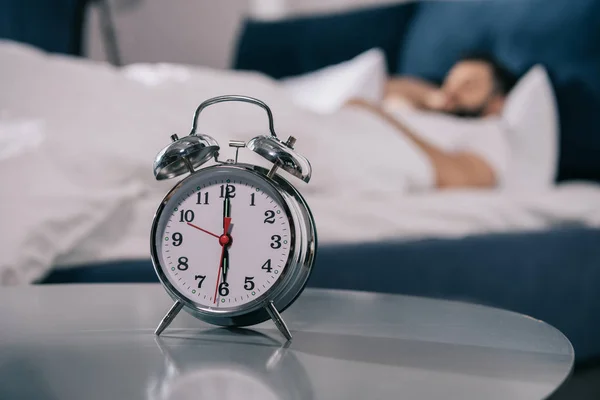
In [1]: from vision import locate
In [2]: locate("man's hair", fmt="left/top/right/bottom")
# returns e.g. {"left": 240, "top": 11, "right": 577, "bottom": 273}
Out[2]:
{"left": 459, "top": 53, "right": 519, "bottom": 95}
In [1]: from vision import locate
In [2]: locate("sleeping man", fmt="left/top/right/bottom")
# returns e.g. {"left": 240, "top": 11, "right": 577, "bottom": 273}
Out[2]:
{"left": 345, "top": 54, "right": 518, "bottom": 189}
{"left": 0, "top": 41, "right": 523, "bottom": 196}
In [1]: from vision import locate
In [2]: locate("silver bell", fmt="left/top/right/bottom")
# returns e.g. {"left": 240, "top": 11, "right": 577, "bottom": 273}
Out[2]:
{"left": 153, "top": 133, "right": 219, "bottom": 180}
{"left": 247, "top": 135, "right": 312, "bottom": 183}
{"left": 158, "top": 95, "right": 311, "bottom": 183}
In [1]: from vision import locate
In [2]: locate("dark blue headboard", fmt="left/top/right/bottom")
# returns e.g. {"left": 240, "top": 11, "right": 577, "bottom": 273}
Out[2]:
{"left": 233, "top": 3, "right": 415, "bottom": 79}
{"left": 0, "top": 0, "right": 87, "bottom": 55}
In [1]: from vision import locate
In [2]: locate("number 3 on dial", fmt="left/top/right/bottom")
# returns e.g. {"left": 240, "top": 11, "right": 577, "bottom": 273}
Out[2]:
{"left": 270, "top": 235, "right": 282, "bottom": 249}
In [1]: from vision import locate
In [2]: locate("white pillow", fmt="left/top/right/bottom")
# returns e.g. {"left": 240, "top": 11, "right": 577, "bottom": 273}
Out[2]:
{"left": 501, "top": 65, "right": 559, "bottom": 190}
{"left": 281, "top": 48, "right": 387, "bottom": 113}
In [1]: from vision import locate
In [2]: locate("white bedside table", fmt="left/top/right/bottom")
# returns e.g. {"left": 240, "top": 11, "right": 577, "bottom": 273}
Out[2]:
{"left": 0, "top": 285, "right": 573, "bottom": 399}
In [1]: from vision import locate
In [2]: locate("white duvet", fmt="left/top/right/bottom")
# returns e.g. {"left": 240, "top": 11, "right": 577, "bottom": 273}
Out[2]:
{"left": 2, "top": 41, "right": 600, "bottom": 285}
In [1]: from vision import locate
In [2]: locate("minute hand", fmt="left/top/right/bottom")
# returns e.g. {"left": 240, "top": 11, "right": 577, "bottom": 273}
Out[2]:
{"left": 223, "top": 196, "right": 231, "bottom": 219}
{"left": 220, "top": 196, "right": 232, "bottom": 284}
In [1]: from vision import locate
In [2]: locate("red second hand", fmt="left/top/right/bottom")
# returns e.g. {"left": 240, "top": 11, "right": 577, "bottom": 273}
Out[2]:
{"left": 213, "top": 245, "right": 226, "bottom": 303}
{"left": 187, "top": 223, "right": 220, "bottom": 239}
{"left": 213, "top": 217, "right": 232, "bottom": 304}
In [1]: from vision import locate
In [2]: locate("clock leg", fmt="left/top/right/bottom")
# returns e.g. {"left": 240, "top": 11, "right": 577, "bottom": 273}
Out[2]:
{"left": 155, "top": 301, "right": 184, "bottom": 336}
{"left": 265, "top": 301, "right": 292, "bottom": 341}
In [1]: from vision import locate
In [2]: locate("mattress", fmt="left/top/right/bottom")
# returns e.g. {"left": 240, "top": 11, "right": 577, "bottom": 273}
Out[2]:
{"left": 54, "top": 181, "right": 600, "bottom": 268}
{"left": 43, "top": 226, "right": 600, "bottom": 362}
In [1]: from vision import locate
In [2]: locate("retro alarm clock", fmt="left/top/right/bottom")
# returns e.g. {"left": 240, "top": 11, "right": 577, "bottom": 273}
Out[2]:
{"left": 150, "top": 95, "right": 317, "bottom": 340}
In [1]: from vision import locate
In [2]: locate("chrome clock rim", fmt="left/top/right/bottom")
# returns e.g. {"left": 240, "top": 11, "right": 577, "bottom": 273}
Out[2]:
{"left": 150, "top": 164, "right": 316, "bottom": 327}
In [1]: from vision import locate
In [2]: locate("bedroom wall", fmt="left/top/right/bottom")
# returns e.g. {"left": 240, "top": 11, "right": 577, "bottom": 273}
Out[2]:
{"left": 84, "top": 0, "right": 409, "bottom": 68}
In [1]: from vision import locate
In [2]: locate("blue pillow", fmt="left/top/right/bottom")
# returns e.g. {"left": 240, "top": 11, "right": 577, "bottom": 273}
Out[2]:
{"left": 233, "top": 3, "right": 415, "bottom": 79}
{"left": 397, "top": 0, "right": 600, "bottom": 182}
{"left": 0, "top": 0, "right": 86, "bottom": 55}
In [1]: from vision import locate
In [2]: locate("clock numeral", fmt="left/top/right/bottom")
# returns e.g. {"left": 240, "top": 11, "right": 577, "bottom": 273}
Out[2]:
{"left": 264, "top": 210, "right": 275, "bottom": 224}
{"left": 172, "top": 232, "right": 183, "bottom": 246}
{"left": 261, "top": 259, "right": 273, "bottom": 272}
{"left": 244, "top": 277, "right": 255, "bottom": 290}
{"left": 219, "top": 282, "right": 230, "bottom": 297}
{"left": 194, "top": 275, "right": 206, "bottom": 288}
{"left": 219, "top": 184, "right": 236, "bottom": 198}
{"left": 179, "top": 209, "right": 195, "bottom": 222}
{"left": 177, "top": 256, "right": 189, "bottom": 271}
{"left": 270, "top": 235, "right": 282, "bottom": 249}
{"left": 250, "top": 193, "right": 256, "bottom": 206}
{"left": 196, "top": 192, "right": 209, "bottom": 205}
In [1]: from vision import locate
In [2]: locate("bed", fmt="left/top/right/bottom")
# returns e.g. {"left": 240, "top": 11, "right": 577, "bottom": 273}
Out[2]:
{"left": 231, "top": 0, "right": 600, "bottom": 366}
{"left": 40, "top": 181, "right": 600, "bottom": 362}
{"left": 43, "top": 226, "right": 600, "bottom": 364}
{"left": 3, "top": 0, "right": 600, "bottom": 366}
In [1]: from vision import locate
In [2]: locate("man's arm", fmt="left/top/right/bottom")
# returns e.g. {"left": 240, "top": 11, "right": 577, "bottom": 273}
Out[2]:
{"left": 346, "top": 100, "right": 496, "bottom": 189}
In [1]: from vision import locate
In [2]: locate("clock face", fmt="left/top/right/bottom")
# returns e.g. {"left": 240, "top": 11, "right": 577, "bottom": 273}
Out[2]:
{"left": 153, "top": 167, "right": 293, "bottom": 312}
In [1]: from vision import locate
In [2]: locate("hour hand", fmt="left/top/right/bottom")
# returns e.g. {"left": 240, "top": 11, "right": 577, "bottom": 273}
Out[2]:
{"left": 222, "top": 247, "right": 229, "bottom": 283}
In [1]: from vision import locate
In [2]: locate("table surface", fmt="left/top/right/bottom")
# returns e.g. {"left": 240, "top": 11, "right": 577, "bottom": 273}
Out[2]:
{"left": 0, "top": 285, "right": 573, "bottom": 400}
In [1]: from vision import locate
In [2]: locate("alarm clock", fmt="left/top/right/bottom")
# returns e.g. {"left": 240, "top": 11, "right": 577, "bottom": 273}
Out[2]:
{"left": 150, "top": 95, "right": 317, "bottom": 340}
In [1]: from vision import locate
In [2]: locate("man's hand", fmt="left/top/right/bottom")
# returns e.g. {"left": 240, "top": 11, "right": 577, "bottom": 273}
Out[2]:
{"left": 423, "top": 90, "right": 451, "bottom": 111}
{"left": 344, "top": 98, "right": 373, "bottom": 108}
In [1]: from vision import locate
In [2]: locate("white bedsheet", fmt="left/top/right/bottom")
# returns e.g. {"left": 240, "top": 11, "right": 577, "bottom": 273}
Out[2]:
{"left": 55, "top": 181, "right": 600, "bottom": 266}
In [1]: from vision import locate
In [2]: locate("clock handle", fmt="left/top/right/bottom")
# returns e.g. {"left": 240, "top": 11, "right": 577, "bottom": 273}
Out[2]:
{"left": 265, "top": 301, "right": 293, "bottom": 341}
{"left": 190, "top": 95, "right": 278, "bottom": 138}
{"left": 155, "top": 300, "right": 184, "bottom": 336}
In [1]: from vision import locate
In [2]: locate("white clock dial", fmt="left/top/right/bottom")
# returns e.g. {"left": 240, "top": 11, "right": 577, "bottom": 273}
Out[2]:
{"left": 155, "top": 169, "right": 292, "bottom": 311}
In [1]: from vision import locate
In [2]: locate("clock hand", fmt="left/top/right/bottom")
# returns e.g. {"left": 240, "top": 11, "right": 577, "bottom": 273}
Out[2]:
{"left": 186, "top": 223, "right": 220, "bottom": 239}
{"left": 221, "top": 196, "right": 232, "bottom": 281}
{"left": 213, "top": 245, "right": 226, "bottom": 304}
{"left": 214, "top": 199, "right": 232, "bottom": 303}
{"left": 223, "top": 196, "right": 231, "bottom": 219}
{"left": 222, "top": 247, "right": 229, "bottom": 283}
{"left": 219, "top": 217, "right": 232, "bottom": 285}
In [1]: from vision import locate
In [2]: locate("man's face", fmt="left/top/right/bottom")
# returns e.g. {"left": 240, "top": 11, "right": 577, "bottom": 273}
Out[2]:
{"left": 440, "top": 60, "right": 497, "bottom": 117}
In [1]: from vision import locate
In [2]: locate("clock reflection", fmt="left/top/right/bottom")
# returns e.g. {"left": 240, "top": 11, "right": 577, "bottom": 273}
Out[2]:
{"left": 147, "top": 329, "right": 313, "bottom": 400}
